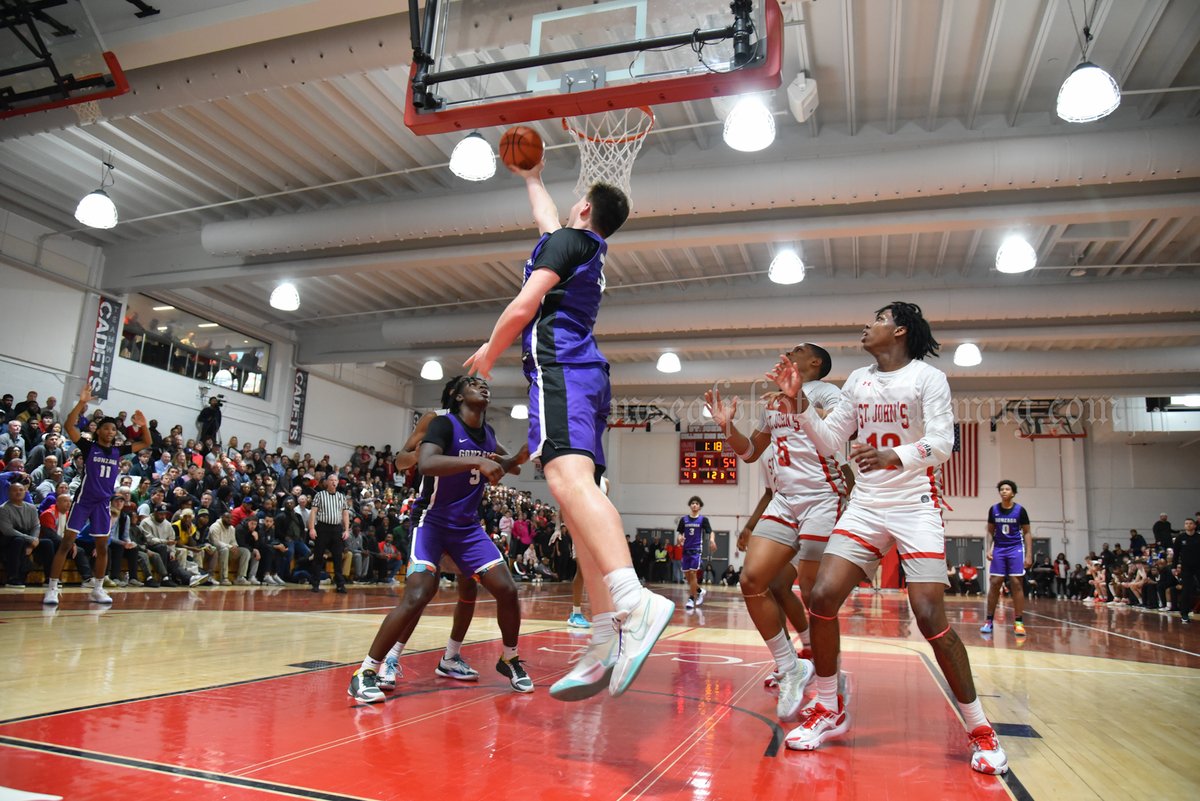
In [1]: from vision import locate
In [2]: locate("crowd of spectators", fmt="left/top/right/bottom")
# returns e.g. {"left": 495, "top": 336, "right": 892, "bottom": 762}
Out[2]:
{"left": 0, "top": 387, "right": 581, "bottom": 590}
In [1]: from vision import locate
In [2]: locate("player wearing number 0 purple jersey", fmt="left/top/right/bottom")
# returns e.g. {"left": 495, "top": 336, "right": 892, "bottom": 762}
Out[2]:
{"left": 348, "top": 376, "right": 533, "bottom": 704}
{"left": 981, "top": 480, "right": 1032, "bottom": 637}
{"left": 43, "top": 385, "right": 152, "bottom": 606}
{"left": 464, "top": 157, "right": 675, "bottom": 704}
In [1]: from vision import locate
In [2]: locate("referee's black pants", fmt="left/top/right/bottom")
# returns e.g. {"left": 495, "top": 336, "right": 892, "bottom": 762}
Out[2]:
{"left": 312, "top": 522, "right": 346, "bottom": 589}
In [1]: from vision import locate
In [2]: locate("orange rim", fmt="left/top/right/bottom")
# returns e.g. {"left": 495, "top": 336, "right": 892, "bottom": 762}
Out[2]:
{"left": 561, "top": 106, "right": 655, "bottom": 145}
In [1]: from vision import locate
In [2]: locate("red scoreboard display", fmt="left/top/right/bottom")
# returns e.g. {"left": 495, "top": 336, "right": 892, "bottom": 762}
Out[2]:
{"left": 679, "top": 437, "right": 738, "bottom": 485}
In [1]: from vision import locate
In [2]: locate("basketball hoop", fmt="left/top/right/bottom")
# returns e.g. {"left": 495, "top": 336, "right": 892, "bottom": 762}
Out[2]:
{"left": 72, "top": 100, "right": 103, "bottom": 126}
{"left": 562, "top": 106, "right": 654, "bottom": 199}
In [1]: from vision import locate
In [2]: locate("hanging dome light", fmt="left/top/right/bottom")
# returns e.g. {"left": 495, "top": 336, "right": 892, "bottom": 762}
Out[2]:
{"left": 420, "top": 359, "right": 444, "bottom": 381}
{"left": 995, "top": 235, "right": 1037, "bottom": 274}
{"left": 269, "top": 282, "right": 300, "bottom": 310}
{"left": 656, "top": 352, "right": 682, "bottom": 373}
{"left": 511, "top": 404, "right": 529, "bottom": 420}
{"left": 953, "top": 343, "right": 982, "bottom": 367}
{"left": 449, "top": 132, "right": 497, "bottom": 181}
{"left": 723, "top": 95, "right": 775, "bottom": 152}
{"left": 768, "top": 250, "right": 806, "bottom": 284}
{"left": 74, "top": 189, "right": 118, "bottom": 229}
{"left": 1056, "top": 61, "right": 1121, "bottom": 123}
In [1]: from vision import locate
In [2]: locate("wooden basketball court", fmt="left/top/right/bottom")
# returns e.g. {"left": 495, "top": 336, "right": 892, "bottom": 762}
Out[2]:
{"left": 2, "top": 583, "right": 1196, "bottom": 800}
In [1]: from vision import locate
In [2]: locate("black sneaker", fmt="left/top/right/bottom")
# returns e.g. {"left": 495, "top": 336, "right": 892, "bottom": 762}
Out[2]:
{"left": 1182, "top": 617, "right": 1191, "bottom": 624}
{"left": 348, "top": 669, "right": 385, "bottom": 703}
{"left": 496, "top": 656, "right": 534, "bottom": 693}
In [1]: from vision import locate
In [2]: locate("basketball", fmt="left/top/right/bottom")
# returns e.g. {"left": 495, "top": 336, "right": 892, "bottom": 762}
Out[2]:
{"left": 499, "top": 125, "right": 544, "bottom": 170}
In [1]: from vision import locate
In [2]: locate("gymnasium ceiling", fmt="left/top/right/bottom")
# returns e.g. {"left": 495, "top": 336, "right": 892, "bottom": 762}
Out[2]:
{"left": 2, "top": 0, "right": 1199, "bottom": 411}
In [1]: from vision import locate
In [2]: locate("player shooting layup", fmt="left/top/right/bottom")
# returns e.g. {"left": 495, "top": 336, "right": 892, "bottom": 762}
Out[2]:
{"left": 465, "top": 159, "right": 675, "bottom": 702}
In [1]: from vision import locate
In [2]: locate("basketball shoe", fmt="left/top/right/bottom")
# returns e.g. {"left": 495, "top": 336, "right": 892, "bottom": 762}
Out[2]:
{"left": 784, "top": 695, "right": 848, "bottom": 751}
{"left": 1013, "top": 621, "right": 1026, "bottom": 637}
{"left": 378, "top": 656, "right": 403, "bottom": 691}
{"left": 610, "top": 589, "right": 675, "bottom": 697}
{"left": 436, "top": 654, "right": 479, "bottom": 681}
{"left": 551, "top": 636, "right": 618, "bottom": 701}
{"left": 776, "top": 659, "right": 815, "bottom": 721}
{"left": 496, "top": 656, "right": 534, "bottom": 693}
{"left": 89, "top": 585, "right": 113, "bottom": 604}
{"left": 347, "top": 669, "right": 385, "bottom": 704}
{"left": 685, "top": 596, "right": 695, "bottom": 610}
{"left": 567, "top": 612, "right": 592, "bottom": 629}
{"left": 979, "top": 620, "right": 994, "bottom": 634}
{"left": 696, "top": 588, "right": 707, "bottom": 606}
{"left": 42, "top": 586, "right": 59, "bottom": 606}
{"left": 968, "top": 725, "right": 1009, "bottom": 774}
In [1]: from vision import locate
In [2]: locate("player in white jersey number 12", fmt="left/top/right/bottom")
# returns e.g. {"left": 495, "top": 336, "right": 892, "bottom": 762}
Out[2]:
{"left": 767, "top": 302, "right": 1008, "bottom": 775}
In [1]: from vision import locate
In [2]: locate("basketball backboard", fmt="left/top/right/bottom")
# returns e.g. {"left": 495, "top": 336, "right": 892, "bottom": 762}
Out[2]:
{"left": 405, "top": 0, "right": 782, "bottom": 134}
{"left": 0, "top": 0, "right": 130, "bottom": 121}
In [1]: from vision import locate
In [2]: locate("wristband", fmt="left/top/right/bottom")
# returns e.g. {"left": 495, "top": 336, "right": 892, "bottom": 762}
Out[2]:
{"left": 735, "top": 442, "right": 754, "bottom": 460}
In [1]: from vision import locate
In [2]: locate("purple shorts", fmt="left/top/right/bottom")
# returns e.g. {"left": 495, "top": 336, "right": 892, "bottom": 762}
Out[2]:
{"left": 67, "top": 498, "right": 111, "bottom": 542}
{"left": 408, "top": 519, "right": 505, "bottom": 577}
{"left": 525, "top": 362, "right": 611, "bottom": 467}
{"left": 989, "top": 545, "right": 1025, "bottom": 577}
{"left": 682, "top": 548, "right": 703, "bottom": 573}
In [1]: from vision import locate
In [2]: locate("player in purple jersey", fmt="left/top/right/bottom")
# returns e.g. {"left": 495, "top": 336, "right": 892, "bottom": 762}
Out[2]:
{"left": 676, "top": 496, "right": 716, "bottom": 610}
{"left": 981, "top": 480, "right": 1032, "bottom": 637}
{"left": 348, "top": 377, "right": 531, "bottom": 703}
{"left": 42, "top": 386, "right": 151, "bottom": 606}
{"left": 465, "top": 158, "right": 675, "bottom": 703}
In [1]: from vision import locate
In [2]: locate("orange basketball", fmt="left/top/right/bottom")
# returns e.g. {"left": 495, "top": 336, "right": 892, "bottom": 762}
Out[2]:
{"left": 499, "top": 125, "right": 544, "bottom": 170}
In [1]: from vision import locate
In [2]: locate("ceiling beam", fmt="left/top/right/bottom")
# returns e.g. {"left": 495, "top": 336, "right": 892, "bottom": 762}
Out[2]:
{"left": 926, "top": 0, "right": 954, "bottom": 131}
{"left": 1007, "top": 0, "right": 1058, "bottom": 127}
{"left": 967, "top": 0, "right": 1007, "bottom": 130}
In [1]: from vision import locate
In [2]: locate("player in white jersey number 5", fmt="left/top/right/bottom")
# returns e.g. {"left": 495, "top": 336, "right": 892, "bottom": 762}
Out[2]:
{"left": 767, "top": 303, "right": 1008, "bottom": 775}
{"left": 704, "top": 344, "right": 846, "bottom": 722}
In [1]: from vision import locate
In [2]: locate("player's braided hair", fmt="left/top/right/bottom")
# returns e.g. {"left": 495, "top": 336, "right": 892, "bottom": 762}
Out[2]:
{"left": 439, "top": 376, "right": 460, "bottom": 410}
{"left": 877, "top": 301, "right": 940, "bottom": 360}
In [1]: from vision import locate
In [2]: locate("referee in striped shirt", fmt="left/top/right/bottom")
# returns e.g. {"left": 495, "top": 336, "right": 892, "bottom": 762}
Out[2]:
{"left": 308, "top": 473, "right": 350, "bottom": 593}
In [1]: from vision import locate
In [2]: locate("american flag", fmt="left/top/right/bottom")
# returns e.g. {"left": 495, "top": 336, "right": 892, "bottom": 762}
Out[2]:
{"left": 943, "top": 422, "right": 979, "bottom": 497}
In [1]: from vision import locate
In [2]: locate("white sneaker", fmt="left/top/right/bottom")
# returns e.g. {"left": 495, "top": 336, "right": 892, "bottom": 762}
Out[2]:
{"left": 776, "top": 659, "right": 814, "bottom": 721}
{"left": 81, "top": 577, "right": 97, "bottom": 589}
{"left": 220, "top": 578, "right": 232, "bottom": 586}
{"left": 234, "top": 577, "right": 250, "bottom": 586}
{"left": 89, "top": 586, "right": 114, "bottom": 604}
{"left": 609, "top": 589, "right": 675, "bottom": 697}
{"left": 968, "top": 725, "right": 1009, "bottom": 774}
{"left": 378, "top": 656, "right": 403, "bottom": 691}
{"left": 784, "top": 696, "right": 848, "bottom": 751}
{"left": 550, "top": 636, "right": 619, "bottom": 702}
{"left": 696, "top": 588, "right": 707, "bottom": 606}
{"left": 685, "top": 596, "right": 695, "bottom": 610}
{"left": 42, "top": 587, "right": 60, "bottom": 606}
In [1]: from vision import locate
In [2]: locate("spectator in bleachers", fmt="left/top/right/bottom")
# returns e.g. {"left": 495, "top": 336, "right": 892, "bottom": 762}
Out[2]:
{"left": 1153, "top": 513, "right": 1176, "bottom": 551}
{"left": 1, "top": 477, "right": 53, "bottom": 587}
{"left": 26, "top": 433, "right": 64, "bottom": 473}
{"left": 0, "top": 420, "right": 27, "bottom": 458}
{"left": 1128, "top": 528, "right": 1148, "bottom": 558}
{"left": 207, "top": 509, "right": 246, "bottom": 586}
{"left": 233, "top": 515, "right": 261, "bottom": 585}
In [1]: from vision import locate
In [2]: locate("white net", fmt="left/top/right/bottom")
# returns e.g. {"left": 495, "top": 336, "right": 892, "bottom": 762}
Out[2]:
{"left": 561, "top": 106, "right": 654, "bottom": 199}
{"left": 72, "top": 100, "right": 103, "bottom": 126}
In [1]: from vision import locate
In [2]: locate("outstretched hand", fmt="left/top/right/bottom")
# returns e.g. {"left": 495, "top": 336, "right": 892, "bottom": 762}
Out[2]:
{"left": 703, "top": 387, "right": 738, "bottom": 429}
{"left": 463, "top": 343, "right": 495, "bottom": 379}
{"left": 507, "top": 157, "right": 546, "bottom": 180}
{"left": 765, "top": 355, "right": 802, "bottom": 398}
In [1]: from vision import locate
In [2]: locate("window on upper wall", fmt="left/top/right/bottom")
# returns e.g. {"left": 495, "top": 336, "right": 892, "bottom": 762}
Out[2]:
{"left": 119, "top": 294, "right": 271, "bottom": 399}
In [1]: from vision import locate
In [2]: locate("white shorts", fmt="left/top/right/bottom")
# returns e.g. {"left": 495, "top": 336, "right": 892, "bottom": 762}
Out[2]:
{"left": 825, "top": 502, "right": 949, "bottom": 585}
{"left": 752, "top": 493, "right": 841, "bottom": 563}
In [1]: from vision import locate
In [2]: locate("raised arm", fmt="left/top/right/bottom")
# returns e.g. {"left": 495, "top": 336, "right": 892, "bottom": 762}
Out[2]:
{"left": 704, "top": 387, "right": 770, "bottom": 462}
{"left": 64, "top": 385, "right": 92, "bottom": 443}
{"left": 509, "top": 160, "right": 561, "bottom": 236}
{"left": 463, "top": 268, "right": 560, "bottom": 379}
{"left": 768, "top": 356, "right": 857, "bottom": 456}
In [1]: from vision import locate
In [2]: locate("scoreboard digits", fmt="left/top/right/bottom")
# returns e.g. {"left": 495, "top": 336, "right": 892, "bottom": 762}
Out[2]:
{"left": 679, "top": 437, "right": 738, "bottom": 485}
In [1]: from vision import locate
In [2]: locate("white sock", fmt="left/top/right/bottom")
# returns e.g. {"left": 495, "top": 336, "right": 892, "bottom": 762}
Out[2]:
{"left": 766, "top": 629, "right": 799, "bottom": 673}
{"left": 387, "top": 642, "right": 405, "bottom": 661}
{"left": 958, "top": 698, "right": 990, "bottom": 731}
{"left": 502, "top": 644, "right": 518, "bottom": 662}
{"left": 798, "top": 627, "right": 810, "bottom": 649}
{"left": 591, "top": 612, "right": 617, "bottom": 645}
{"left": 49, "top": 578, "right": 59, "bottom": 592}
{"left": 815, "top": 674, "right": 838, "bottom": 710}
{"left": 605, "top": 567, "right": 642, "bottom": 614}
{"left": 572, "top": 605, "right": 582, "bottom": 616}
{"left": 360, "top": 656, "right": 381, "bottom": 674}
{"left": 445, "top": 638, "right": 462, "bottom": 659}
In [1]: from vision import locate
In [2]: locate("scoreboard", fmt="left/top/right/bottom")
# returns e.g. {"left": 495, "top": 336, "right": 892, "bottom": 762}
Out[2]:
{"left": 679, "top": 437, "right": 738, "bottom": 485}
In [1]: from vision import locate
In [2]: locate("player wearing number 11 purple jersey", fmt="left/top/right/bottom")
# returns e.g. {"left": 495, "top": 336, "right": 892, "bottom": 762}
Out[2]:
{"left": 43, "top": 385, "right": 152, "bottom": 606}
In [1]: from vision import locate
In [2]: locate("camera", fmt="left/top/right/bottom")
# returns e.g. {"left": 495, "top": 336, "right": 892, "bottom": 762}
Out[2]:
{"left": 214, "top": 394, "right": 226, "bottom": 407}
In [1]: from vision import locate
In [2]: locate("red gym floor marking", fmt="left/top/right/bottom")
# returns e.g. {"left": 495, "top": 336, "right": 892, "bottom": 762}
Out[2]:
{"left": 0, "top": 632, "right": 1012, "bottom": 800}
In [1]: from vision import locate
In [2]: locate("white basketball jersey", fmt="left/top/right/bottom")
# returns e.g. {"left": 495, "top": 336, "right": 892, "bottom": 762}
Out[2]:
{"left": 757, "top": 379, "right": 847, "bottom": 503}
{"left": 801, "top": 360, "right": 953, "bottom": 508}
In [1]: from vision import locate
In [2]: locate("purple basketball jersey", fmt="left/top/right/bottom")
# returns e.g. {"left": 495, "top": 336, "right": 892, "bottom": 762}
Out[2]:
{"left": 411, "top": 414, "right": 498, "bottom": 529}
{"left": 74, "top": 438, "right": 125, "bottom": 505}
{"left": 521, "top": 228, "right": 608, "bottom": 369}
{"left": 678, "top": 515, "right": 707, "bottom": 550}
